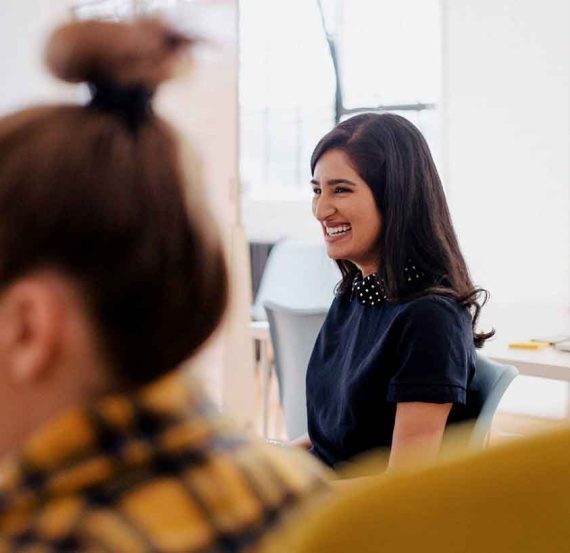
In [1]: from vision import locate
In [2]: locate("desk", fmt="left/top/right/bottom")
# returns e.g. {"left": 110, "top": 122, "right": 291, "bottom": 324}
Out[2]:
{"left": 480, "top": 303, "right": 570, "bottom": 381}
{"left": 483, "top": 342, "right": 570, "bottom": 381}
{"left": 479, "top": 304, "right": 570, "bottom": 418}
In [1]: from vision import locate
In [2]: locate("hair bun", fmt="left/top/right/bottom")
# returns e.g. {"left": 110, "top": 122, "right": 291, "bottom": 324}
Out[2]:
{"left": 45, "top": 18, "right": 195, "bottom": 89}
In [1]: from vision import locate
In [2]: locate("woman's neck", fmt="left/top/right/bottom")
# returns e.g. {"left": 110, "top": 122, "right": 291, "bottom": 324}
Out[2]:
{"left": 357, "top": 261, "right": 380, "bottom": 278}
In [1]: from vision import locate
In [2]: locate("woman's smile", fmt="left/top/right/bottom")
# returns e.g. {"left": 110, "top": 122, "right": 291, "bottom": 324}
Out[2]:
{"left": 323, "top": 223, "right": 352, "bottom": 242}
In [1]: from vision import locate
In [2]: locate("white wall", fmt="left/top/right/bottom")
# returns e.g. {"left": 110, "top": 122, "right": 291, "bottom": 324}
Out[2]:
{"left": 442, "top": 0, "right": 570, "bottom": 306}
{"left": 0, "top": 0, "right": 255, "bottom": 429}
{"left": 158, "top": 0, "right": 256, "bottom": 429}
{"left": 242, "top": 199, "right": 321, "bottom": 243}
{"left": 0, "top": 0, "right": 75, "bottom": 113}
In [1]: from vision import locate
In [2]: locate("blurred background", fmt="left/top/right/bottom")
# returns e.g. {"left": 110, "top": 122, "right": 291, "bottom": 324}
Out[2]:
{"left": 1, "top": 0, "right": 569, "bottom": 440}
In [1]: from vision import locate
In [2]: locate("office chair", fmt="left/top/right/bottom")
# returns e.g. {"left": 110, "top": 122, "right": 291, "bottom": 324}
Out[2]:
{"left": 469, "top": 353, "right": 519, "bottom": 448}
{"left": 251, "top": 239, "right": 338, "bottom": 321}
{"left": 263, "top": 302, "right": 328, "bottom": 440}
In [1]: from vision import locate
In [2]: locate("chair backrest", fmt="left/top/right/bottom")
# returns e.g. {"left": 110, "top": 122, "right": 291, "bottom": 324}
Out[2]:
{"left": 251, "top": 239, "right": 339, "bottom": 321}
{"left": 469, "top": 353, "right": 518, "bottom": 448}
{"left": 264, "top": 302, "right": 328, "bottom": 440}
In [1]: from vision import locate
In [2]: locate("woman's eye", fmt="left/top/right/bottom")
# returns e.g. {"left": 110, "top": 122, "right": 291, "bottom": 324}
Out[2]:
{"left": 312, "top": 188, "right": 322, "bottom": 195}
{"left": 334, "top": 186, "right": 350, "bottom": 194}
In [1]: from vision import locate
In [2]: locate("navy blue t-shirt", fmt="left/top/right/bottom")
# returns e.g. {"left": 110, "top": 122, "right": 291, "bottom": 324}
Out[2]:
{"left": 306, "top": 292, "right": 478, "bottom": 468}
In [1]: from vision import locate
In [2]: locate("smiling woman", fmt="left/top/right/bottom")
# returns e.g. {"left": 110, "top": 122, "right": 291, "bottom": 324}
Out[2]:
{"left": 304, "top": 113, "right": 494, "bottom": 470}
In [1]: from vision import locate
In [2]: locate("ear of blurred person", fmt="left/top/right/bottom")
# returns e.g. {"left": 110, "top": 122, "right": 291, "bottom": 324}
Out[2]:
{"left": 0, "top": 17, "right": 330, "bottom": 552}
{"left": 0, "top": 271, "right": 110, "bottom": 457}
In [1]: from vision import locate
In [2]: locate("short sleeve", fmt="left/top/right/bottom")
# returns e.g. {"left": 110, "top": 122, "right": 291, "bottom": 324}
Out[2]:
{"left": 387, "top": 296, "right": 473, "bottom": 405}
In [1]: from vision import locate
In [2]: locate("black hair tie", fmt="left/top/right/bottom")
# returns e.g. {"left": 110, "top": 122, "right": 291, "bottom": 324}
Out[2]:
{"left": 87, "top": 82, "right": 154, "bottom": 129}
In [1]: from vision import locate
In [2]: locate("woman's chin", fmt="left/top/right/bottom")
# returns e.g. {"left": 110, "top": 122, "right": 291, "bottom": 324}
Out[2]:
{"left": 325, "top": 244, "right": 350, "bottom": 261}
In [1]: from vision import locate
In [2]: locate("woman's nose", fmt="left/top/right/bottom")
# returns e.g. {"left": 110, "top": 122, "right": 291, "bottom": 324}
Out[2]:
{"left": 313, "top": 194, "right": 336, "bottom": 222}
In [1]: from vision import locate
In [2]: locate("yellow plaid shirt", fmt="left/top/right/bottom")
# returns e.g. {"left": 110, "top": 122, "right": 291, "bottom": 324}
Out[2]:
{"left": 0, "top": 374, "right": 329, "bottom": 552}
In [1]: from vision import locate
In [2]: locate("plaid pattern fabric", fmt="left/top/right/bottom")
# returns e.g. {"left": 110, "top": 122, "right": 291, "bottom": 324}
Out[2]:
{"left": 0, "top": 373, "right": 329, "bottom": 552}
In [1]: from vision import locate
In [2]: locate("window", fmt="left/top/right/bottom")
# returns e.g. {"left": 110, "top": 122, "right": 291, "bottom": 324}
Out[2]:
{"left": 71, "top": 0, "right": 180, "bottom": 20}
{"left": 239, "top": 0, "right": 442, "bottom": 202}
{"left": 240, "top": 0, "right": 335, "bottom": 201}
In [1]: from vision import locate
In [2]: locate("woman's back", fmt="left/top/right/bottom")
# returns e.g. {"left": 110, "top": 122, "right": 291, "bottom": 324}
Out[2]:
{"left": 0, "top": 18, "right": 329, "bottom": 551}
{"left": 0, "top": 374, "right": 327, "bottom": 552}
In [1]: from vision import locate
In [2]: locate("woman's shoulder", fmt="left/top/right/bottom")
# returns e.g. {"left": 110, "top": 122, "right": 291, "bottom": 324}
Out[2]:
{"left": 394, "top": 294, "right": 471, "bottom": 325}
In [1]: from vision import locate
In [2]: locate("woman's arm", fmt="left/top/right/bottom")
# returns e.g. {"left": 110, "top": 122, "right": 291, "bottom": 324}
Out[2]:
{"left": 388, "top": 402, "right": 452, "bottom": 470}
{"left": 266, "top": 433, "right": 312, "bottom": 449}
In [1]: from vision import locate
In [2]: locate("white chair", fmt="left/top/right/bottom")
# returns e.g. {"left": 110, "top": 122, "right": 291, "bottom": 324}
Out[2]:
{"left": 469, "top": 353, "right": 519, "bottom": 448}
{"left": 251, "top": 239, "right": 339, "bottom": 321}
{"left": 249, "top": 239, "right": 338, "bottom": 437}
{"left": 263, "top": 302, "right": 329, "bottom": 440}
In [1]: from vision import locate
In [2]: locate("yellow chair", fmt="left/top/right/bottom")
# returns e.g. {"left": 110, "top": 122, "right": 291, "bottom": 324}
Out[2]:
{"left": 273, "top": 424, "right": 570, "bottom": 553}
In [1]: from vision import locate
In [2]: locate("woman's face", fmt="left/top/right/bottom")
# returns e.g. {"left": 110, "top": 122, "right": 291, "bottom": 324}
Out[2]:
{"left": 311, "top": 149, "right": 382, "bottom": 275}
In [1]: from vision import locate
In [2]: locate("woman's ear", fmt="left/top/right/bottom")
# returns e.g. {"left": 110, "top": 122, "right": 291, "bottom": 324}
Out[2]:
{"left": 0, "top": 276, "right": 64, "bottom": 386}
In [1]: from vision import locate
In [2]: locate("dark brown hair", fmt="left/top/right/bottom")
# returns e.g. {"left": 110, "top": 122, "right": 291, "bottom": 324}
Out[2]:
{"left": 0, "top": 19, "right": 227, "bottom": 386}
{"left": 311, "top": 113, "right": 493, "bottom": 348}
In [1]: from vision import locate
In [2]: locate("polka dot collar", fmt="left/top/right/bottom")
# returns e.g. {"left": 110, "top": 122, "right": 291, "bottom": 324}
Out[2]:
{"left": 350, "top": 263, "right": 426, "bottom": 307}
{"left": 351, "top": 272, "right": 387, "bottom": 307}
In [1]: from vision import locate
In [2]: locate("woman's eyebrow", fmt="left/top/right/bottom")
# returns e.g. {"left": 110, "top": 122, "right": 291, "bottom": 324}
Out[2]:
{"left": 310, "top": 178, "right": 357, "bottom": 186}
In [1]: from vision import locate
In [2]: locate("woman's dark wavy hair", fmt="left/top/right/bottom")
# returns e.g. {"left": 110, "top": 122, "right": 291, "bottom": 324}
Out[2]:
{"left": 310, "top": 113, "right": 494, "bottom": 348}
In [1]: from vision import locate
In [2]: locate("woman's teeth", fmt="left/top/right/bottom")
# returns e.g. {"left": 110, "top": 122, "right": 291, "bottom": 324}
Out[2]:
{"left": 326, "top": 225, "right": 352, "bottom": 236}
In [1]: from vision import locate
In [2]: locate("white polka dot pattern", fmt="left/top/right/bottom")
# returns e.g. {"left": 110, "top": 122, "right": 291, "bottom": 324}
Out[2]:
{"left": 350, "top": 264, "right": 426, "bottom": 307}
{"left": 351, "top": 273, "right": 387, "bottom": 306}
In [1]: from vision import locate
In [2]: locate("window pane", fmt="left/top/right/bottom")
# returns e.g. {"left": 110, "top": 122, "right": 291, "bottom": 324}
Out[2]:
{"left": 240, "top": 0, "right": 442, "bottom": 201}
{"left": 339, "top": 0, "right": 441, "bottom": 108}
{"left": 240, "top": 0, "right": 335, "bottom": 199}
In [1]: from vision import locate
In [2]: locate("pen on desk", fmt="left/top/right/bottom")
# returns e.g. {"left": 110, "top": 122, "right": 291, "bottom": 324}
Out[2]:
{"left": 508, "top": 342, "right": 550, "bottom": 350}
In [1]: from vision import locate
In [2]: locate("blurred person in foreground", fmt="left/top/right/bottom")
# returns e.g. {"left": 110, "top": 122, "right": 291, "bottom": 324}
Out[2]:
{"left": 0, "top": 19, "right": 328, "bottom": 552}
